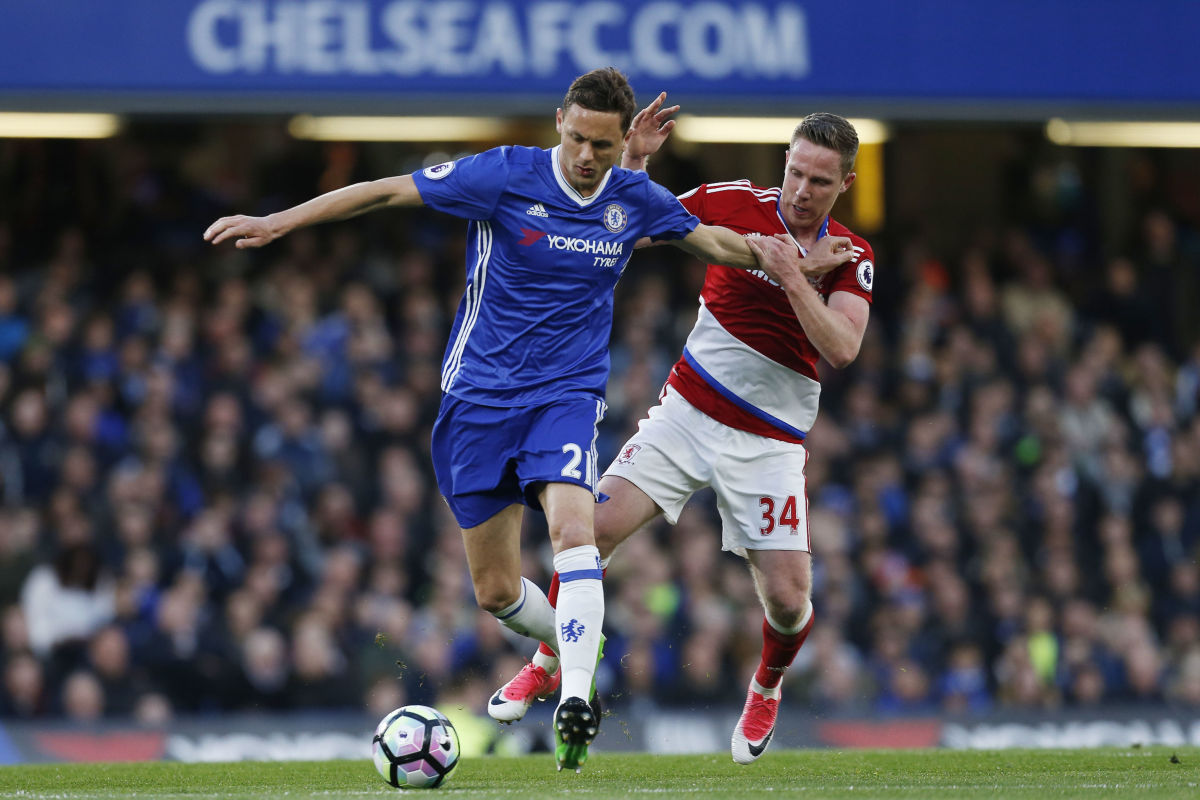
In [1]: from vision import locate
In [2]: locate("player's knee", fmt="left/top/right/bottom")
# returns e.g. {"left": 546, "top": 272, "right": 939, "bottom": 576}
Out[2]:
{"left": 593, "top": 525, "right": 623, "bottom": 561}
{"left": 474, "top": 581, "right": 521, "bottom": 616}
{"left": 550, "top": 520, "right": 595, "bottom": 553}
{"left": 763, "top": 586, "right": 812, "bottom": 629}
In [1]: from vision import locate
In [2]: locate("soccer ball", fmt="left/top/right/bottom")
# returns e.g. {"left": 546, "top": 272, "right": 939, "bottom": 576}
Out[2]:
{"left": 371, "top": 704, "right": 461, "bottom": 789}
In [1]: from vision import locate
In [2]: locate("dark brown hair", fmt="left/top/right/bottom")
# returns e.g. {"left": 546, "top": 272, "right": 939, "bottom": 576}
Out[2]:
{"left": 562, "top": 68, "right": 637, "bottom": 132}
{"left": 791, "top": 113, "right": 859, "bottom": 176}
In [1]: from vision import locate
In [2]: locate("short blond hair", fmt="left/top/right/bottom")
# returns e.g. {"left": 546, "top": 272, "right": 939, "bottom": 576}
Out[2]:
{"left": 791, "top": 113, "right": 859, "bottom": 176}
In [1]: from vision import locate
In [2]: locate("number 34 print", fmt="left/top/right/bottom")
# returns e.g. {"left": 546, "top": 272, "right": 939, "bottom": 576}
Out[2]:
{"left": 758, "top": 495, "right": 801, "bottom": 535}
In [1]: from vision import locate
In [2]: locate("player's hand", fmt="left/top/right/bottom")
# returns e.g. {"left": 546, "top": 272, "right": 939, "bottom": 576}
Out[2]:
{"left": 623, "top": 91, "right": 680, "bottom": 163}
{"left": 798, "top": 234, "right": 855, "bottom": 278}
{"left": 203, "top": 214, "right": 281, "bottom": 248}
{"left": 747, "top": 235, "right": 805, "bottom": 287}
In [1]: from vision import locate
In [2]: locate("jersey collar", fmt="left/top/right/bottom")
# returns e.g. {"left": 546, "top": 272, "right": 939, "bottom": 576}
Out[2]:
{"left": 773, "top": 195, "right": 830, "bottom": 256}
{"left": 550, "top": 145, "right": 613, "bottom": 207}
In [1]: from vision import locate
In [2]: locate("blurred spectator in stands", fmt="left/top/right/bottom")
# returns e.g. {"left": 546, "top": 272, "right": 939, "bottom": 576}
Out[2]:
{"left": 1065, "top": 662, "right": 1108, "bottom": 707}
{"left": 959, "top": 249, "right": 1015, "bottom": 370}
{"left": 357, "top": 595, "right": 414, "bottom": 699}
{"left": 1059, "top": 363, "right": 1121, "bottom": 485}
{"left": 233, "top": 627, "right": 291, "bottom": 711}
{"left": 793, "top": 626, "right": 874, "bottom": 713}
{"left": 252, "top": 395, "right": 332, "bottom": 502}
{"left": 924, "top": 566, "right": 978, "bottom": 660}
{"left": 1120, "top": 639, "right": 1166, "bottom": 705}
{"left": 875, "top": 656, "right": 935, "bottom": 715}
{"left": 936, "top": 641, "right": 992, "bottom": 714}
{"left": 86, "top": 625, "right": 143, "bottom": 717}
{"left": 1176, "top": 341, "right": 1200, "bottom": 421}
{"left": 1, "top": 651, "right": 48, "bottom": 718}
{"left": 60, "top": 670, "right": 105, "bottom": 721}
{"left": 365, "top": 674, "right": 407, "bottom": 719}
{"left": 4, "top": 124, "right": 1200, "bottom": 723}
{"left": 0, "top": 273, "right": 29, "bottom": 363}
{"left": 1087, "top": 257, "right": 1164, "bottom": 350}
{"left": 1167, "top": 647, "right": 1200, "bottom": 708}
{"left": 133, "top": 691, "right": 174, "bottom": 726}
{"left": 1139, "top": 496, "right": 1194, "bottom": 596}
{"left": 114, "top": 271, "right": 159, "bottom": 341}
{"left": 1000, "top": 237, "right": 1074, "bottom": 357}
{"left": 131, "top": 574, "right": 210, "bottom": 710}
{"left": 175, "top": 506, "right": 244, "bottom": 601}
{"left": 1, "top": 605, "right": 31, "bottom": 656}
{"left": 1158, "top": 561, "right": 1200, "bottom": 639}
{"left": 994, "top": 636, "right": 1057, "bottom": 708}
{"left": 311, "top": 482, "right": 364, "bottom": 546}
{"left": 286, "top": 612, "right": 357, "bottom": 709}
{"left": 1141, "top": 209, "right": 1199, "bottom": 359}
{"left": 7, "top": 388, "right": 59, "bottom": 503}
{"left": 0, "top": 509, "right": 39, "bottom": 607}
{"left": 112, "top": 545, "right": 162, "bottom": 651}
{"left": 20, "top": 542, "right": 114, "bottom": 659}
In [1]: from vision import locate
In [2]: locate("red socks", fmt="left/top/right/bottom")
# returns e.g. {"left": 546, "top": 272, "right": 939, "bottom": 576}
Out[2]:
{"left": 754, "top": 610, "right": 814, "bottom": 690}
{"left": 536, "top": 571, "right": 562, "bottom": 659}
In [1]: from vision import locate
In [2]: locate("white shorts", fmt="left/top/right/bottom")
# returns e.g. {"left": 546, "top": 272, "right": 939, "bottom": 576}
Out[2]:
{"left": 604, "top": 386, "right": 811, "bottom": 556}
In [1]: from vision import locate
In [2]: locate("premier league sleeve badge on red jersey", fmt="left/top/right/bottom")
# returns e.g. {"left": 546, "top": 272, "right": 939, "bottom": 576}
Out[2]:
{"left": 857, "top": 260, "right": 874, "bottom": 292}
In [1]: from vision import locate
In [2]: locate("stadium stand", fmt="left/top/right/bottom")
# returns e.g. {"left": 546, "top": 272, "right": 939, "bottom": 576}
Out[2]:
{"left": 1, "top": 126, "right": 1198, "bottom": 725}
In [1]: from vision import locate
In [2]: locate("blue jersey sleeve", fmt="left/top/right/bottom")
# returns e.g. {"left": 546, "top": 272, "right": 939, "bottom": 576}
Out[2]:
{"left": 412, "top": 146, "right": 511, "bottom": 220}
{"left": 643, "top": 179, "right": 700, "bottom": 242}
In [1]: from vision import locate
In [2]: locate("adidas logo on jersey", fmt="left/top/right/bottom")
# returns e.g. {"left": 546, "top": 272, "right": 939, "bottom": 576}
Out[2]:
{"left": 526, "top": 203, "right": 549, "bottom": 217}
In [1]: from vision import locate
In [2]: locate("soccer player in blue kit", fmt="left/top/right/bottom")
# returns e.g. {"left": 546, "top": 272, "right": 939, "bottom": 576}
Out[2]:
{"left": 205, "top": 67, "right": 848, "bottom": 772}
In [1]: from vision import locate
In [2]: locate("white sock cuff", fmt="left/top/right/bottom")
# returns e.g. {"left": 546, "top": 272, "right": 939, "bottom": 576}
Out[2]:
{"left": 553, "top": 545, "right": 603, "bottom": 582}
{"left": 765, "top": 600, "right": 812, "bottom": 636}
{"left": 495, "top": 577, "right": 537, "bottom": 621}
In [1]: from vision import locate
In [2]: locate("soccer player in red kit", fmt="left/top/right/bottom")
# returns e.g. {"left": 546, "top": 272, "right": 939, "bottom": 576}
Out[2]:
{"left": 490, "top": 102, "right": 873, "bottom": 765}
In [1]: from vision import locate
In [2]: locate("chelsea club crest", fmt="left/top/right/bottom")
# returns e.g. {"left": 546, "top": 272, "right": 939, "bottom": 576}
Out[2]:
{"left": 603, "top": 203, "right": 628, "bottom": 233}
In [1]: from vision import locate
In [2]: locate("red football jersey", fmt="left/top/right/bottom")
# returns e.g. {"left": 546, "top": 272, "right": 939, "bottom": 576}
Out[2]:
{"left": 665, "top": 180, "right": 875, "bottom": 444}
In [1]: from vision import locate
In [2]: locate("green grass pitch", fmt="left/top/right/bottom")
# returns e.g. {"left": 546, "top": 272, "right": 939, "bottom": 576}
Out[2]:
{"left": 0, "top": 749, "right": 1197, "bottom": 799}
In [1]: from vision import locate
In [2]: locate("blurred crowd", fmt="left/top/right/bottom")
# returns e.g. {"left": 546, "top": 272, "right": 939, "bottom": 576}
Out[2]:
{"left": 0, "top": 126, "right": 1198, "bottom": 727}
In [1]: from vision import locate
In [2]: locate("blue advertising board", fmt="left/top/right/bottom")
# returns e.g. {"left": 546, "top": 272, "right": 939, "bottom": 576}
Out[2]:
{"left": 0, "top": 1, "right": 1197, "bottom": 115}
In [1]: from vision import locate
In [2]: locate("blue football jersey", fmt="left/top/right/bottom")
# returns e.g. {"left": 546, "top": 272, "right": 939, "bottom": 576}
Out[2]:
{"left": 413, "top": 145, "right": 698, "bottom": 407}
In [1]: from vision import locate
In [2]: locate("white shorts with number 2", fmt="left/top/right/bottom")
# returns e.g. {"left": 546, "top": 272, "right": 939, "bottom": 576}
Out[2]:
{"left": 604, "top": 385, "right": 810, "bottom": 556}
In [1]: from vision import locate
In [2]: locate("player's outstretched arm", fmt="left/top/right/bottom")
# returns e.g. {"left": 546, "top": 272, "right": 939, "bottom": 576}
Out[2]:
{"left": 204, "top": 175, "right": 423, "bottom": 248}
{"left": 622, "top": 91, "right": 679, "bottom": 172}
{"left": 673, "top": 223, "right": 759, "bottom": 268}
{"left": 674, "top": 225, "right": 854, "bottom": 272}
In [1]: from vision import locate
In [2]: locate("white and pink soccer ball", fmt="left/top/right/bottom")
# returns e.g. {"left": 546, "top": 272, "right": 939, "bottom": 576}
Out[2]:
{"left": 371, "top": 704, "right": 461, "bottom": 789}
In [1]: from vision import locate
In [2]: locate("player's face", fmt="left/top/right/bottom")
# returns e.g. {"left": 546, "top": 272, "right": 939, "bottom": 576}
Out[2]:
{"left": 555, "top": 104, "right": 625, "bottom": 197}
{"left": 779, "top": 139, "right": 855, "bottom": 234}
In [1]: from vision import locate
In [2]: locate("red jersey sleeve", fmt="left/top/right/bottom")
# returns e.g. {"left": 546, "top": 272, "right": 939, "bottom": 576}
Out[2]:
{"left": 822, "top": 233, "right": 875, "bottom": 305}
{"left": 676, "top": 184, "right": 706, "bottom": 218}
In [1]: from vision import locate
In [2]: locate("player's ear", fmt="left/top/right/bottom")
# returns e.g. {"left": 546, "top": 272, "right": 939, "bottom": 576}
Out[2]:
{"left": 841, "top": 171, "right": 856, "bottom": 192}
{"left": 555, "top": 108, "right": 564, "bottom": 134}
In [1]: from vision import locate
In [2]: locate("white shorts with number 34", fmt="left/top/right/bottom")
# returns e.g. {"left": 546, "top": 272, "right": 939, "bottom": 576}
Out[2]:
{"left": 604, "top": 385, "right": 811, "bottom": 556}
